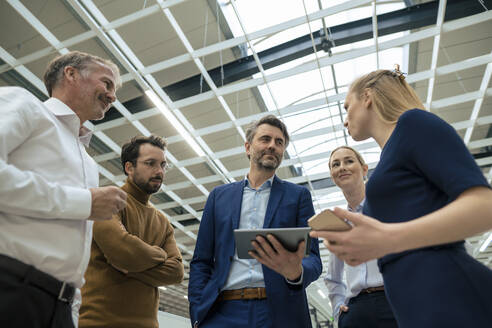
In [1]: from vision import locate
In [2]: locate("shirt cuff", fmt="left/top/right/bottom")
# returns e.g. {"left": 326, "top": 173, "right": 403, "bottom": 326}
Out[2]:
{"left": 63, "top": 186, "right": 92, "bottom": 219}
{"left": 285, "top": 266, "right": 304, "bottom": 285}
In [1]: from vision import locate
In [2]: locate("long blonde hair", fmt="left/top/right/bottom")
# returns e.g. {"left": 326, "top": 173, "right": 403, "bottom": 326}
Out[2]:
{"left": 349, "top": 69, "right": 424, "bottom": 125}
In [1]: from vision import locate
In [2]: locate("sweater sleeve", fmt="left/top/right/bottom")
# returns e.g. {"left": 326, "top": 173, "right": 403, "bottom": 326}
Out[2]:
{"left": 92, "top": 211, "right": 168, "bottom": 273}
{"left": 127, "top": 219, "right": 184, "bottom": 286}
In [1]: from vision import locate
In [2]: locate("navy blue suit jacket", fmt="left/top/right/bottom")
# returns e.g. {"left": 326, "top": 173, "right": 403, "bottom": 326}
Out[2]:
{"left": 188, "top": 176, "right": 322, "bottom": 328}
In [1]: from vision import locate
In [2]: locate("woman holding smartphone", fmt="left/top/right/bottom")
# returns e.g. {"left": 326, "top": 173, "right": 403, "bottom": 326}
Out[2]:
{"left": 326, "top": 146, "right": 397, "bottom": 328}
{"left": 311, "top": 67, "right": 492, "bottom": 327}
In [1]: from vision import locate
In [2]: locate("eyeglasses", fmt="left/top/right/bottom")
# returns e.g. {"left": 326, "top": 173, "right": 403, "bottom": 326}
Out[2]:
{"left": 136, "top": 160, "right": 173, "bottom": 172}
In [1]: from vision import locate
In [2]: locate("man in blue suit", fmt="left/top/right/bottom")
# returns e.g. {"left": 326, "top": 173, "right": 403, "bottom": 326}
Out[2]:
{"left": 188, "top": 115, "right": 322, "bottom": 328}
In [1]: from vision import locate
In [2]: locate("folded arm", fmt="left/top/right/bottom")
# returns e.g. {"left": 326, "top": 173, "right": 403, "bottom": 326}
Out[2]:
{"left": 93, "top": 213, "right": 168, "bottom": 272}
{"left": 127, "top": 224, "right": 184, "bottom": 286}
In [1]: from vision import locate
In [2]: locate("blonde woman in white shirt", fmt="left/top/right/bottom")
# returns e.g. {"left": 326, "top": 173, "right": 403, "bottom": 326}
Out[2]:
{"left": 325, "top": 146, "right": 397, "bottom": 328}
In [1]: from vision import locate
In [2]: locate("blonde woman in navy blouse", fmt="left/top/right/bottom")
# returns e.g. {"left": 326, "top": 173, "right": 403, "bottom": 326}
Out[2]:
{"left": 311, "top": 67, "right": 492, "bottom": 328}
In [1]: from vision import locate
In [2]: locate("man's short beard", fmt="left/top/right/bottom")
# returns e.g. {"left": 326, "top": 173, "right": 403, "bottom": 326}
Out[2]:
{"left": 254, "top": 151, "right": 281, "bottom": 171}
{"left": 134, "top": 178, "right": 161, "bottom": 194}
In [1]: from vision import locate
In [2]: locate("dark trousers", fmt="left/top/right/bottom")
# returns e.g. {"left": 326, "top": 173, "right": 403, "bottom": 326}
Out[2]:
{"left": 0, "top": 255, "right": 74, "bottom": 328}
{"left": 338, "top": 291, "right": 398, "bottom": 328}
{"left": 200, "top": 299, "right": 273, "bottom": 328}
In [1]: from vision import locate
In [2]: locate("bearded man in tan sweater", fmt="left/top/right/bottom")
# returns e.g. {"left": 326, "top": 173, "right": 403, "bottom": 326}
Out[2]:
{"left": 79, "top": 135, "right": 184, "bottom": 328}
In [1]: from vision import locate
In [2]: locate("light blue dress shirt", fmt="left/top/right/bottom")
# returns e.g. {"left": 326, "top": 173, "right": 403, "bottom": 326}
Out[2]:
{"left": 324, "top": 200, "right": 384, "bottom": 321}
{"left": 222, "top": 176, "right": 274, "bottom": 290}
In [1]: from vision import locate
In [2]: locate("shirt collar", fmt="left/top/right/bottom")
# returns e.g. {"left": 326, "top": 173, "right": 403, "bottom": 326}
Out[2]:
{"left": 244, "top": 174, "right": 274, "bottom": 190}
{"left": 44, "top": 97, "right": 93, "bottom": 147}
{"left": 348, "top": 198, "right": 365, "bottom": 213}
{"left": 79, "top": 126, "right": 93, "bottom": 147}
{"left": 44, "top": 97, "right": 79, "bottom": 118}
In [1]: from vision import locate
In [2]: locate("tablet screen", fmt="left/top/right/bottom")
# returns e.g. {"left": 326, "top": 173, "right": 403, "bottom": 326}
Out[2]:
{"left": 233, "top": 227, "right": 311, "bottom": 259}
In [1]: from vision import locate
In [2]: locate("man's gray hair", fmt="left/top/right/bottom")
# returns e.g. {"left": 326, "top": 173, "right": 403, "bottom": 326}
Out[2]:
{"left": 245, "top": 115, "right": 290, "bottom": 147}
{"left": 43, "top": 51, "right": 121, "bottom": 96}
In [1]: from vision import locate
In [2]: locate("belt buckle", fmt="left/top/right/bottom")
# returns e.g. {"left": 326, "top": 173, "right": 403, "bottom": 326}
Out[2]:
{"left": 58, "top": 282, "right": 74, "bottom": 303}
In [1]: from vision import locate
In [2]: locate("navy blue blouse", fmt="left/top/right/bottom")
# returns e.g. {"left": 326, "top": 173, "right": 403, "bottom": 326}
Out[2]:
{"left": 363, "top": 109, "right": 490, "bottom": 266}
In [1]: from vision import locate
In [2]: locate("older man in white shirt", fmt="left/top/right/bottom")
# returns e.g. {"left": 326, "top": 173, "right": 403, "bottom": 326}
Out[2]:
{"left": 0, "top": 51, "right": 127, "bottom": 328}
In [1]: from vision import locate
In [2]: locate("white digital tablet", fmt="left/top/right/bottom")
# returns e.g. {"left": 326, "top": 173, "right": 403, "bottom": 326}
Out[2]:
{"left": 233, "top": 227, "right": 312, "bottom": 259}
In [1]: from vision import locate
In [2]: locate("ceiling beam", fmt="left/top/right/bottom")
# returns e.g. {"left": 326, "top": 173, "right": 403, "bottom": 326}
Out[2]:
{"left": 162, "top": 0, "right": 484, "bottom": 101}
{"left": 96, "top": 0, "right": 491, "bottom": 123}
{"left": 425, "top": 0, "right": 447, "bottom": 109}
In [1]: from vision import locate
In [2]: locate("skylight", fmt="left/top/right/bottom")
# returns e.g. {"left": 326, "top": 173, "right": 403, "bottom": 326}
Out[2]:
{"left": 220, "top": 0, "right": 408, "bottom": 209}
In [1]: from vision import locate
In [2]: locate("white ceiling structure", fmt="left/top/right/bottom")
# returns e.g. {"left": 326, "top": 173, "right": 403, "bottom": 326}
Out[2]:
{"left": 1, "top": 0, "right": 491, "bottom": 325}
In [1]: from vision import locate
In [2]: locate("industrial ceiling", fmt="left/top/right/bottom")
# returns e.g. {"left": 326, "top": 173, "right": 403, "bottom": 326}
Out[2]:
{"left": 1, "top": 0, "right": 491, "bottom": 325}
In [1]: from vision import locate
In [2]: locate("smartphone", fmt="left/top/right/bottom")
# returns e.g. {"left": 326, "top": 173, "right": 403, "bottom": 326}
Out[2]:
{"left": 308, "top": 209, "right": 351, "bottom": 231}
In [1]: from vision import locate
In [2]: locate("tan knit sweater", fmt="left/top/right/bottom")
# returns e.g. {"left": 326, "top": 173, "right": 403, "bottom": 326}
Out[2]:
{"left": 79, "top": 179, "right": 184, "bottom": 328}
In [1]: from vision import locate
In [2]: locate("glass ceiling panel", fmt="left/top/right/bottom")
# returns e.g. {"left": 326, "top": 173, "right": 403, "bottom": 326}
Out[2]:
{"left": 221, "top": 0, "right": 406, "bottom": 53}
{"left": 221, "top": 0, "right": 408, "bottom": 208}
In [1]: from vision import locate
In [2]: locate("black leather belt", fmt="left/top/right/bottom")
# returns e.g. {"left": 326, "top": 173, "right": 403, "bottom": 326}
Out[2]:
{"left": 359, "top": 286, "right": 384, "bottom": 294}
{"left": 0, "top": 254, "right": 75, "bottom": 304}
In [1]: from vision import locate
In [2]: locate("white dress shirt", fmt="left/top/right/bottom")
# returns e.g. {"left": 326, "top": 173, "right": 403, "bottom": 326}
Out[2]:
{"left": 324, "top": 200, "right": 384, "bottom": 321}
{"left": 0, "top": 87, "right": 98, "bottom": 323}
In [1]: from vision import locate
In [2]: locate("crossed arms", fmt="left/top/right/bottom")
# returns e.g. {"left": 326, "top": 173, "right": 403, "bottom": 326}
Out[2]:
{"left": 92, "top": 212, "right": 184, "bottom": 287}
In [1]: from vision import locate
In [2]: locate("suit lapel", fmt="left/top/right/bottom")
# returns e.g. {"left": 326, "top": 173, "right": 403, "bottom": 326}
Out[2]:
{"left": 263, "top": 176, "right": 284, "bottom": 228}
{"left": 231, "top": 179, "right": 246, "bottom": 230}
